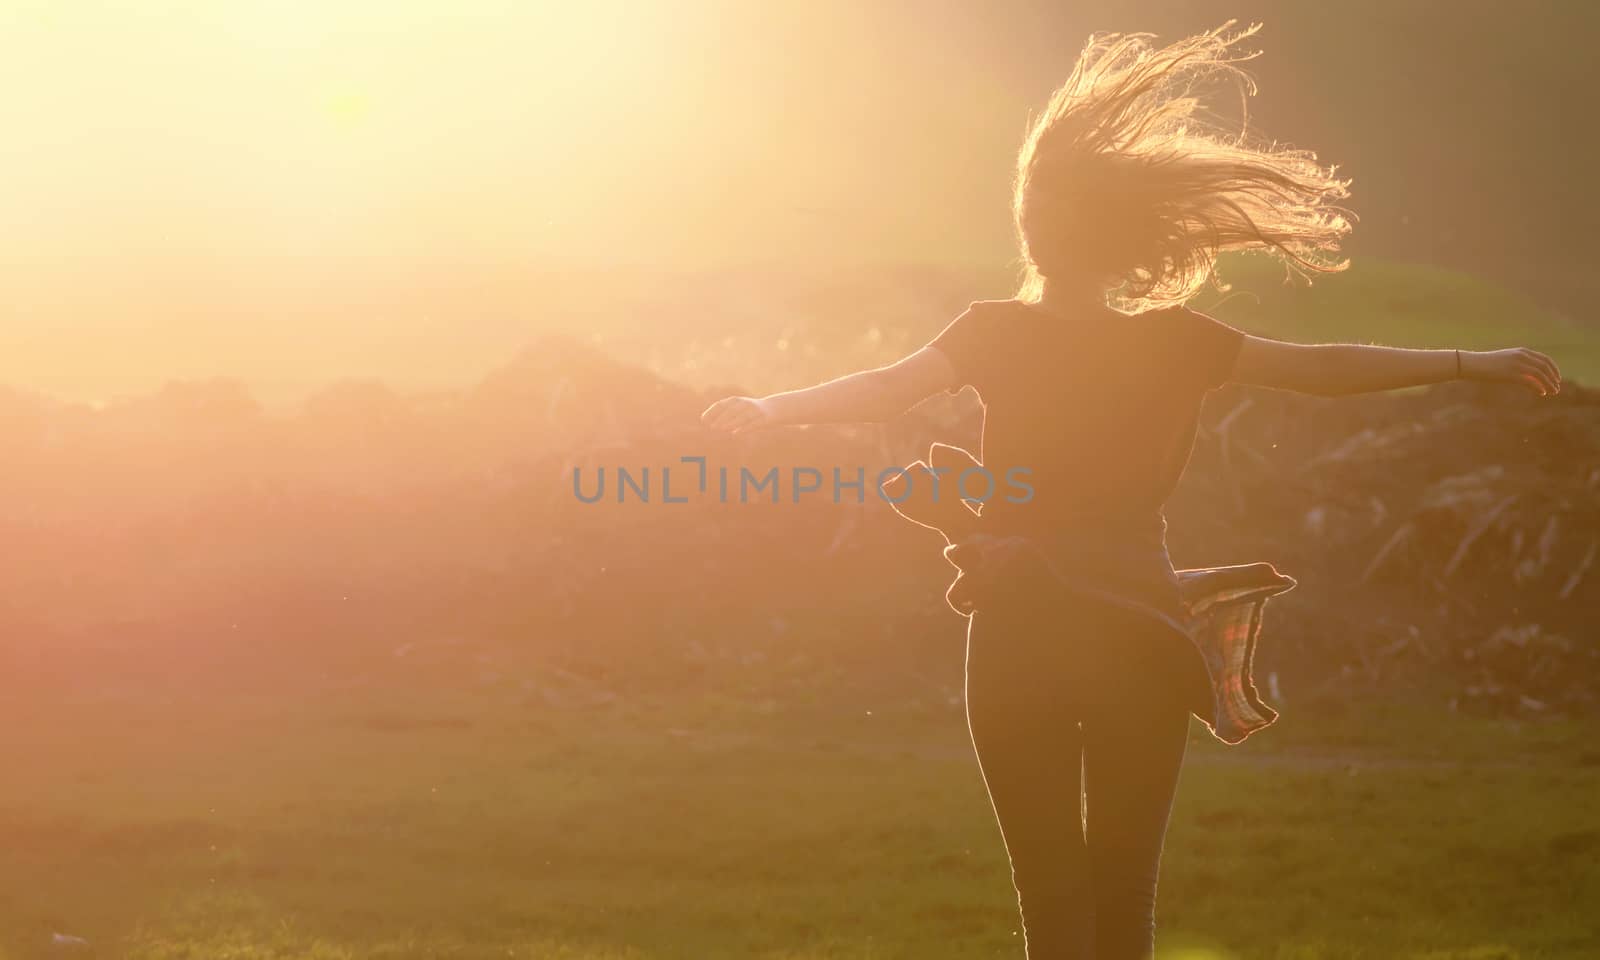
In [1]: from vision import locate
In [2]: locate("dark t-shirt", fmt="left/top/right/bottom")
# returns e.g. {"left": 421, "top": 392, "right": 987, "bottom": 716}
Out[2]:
{"left": 926, "top": 298, "right": 1245, "bottom": 613}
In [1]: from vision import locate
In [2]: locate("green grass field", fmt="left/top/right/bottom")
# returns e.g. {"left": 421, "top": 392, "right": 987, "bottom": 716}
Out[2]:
{"left": 4, "top": 684, "right": 1596, "bottom": 960}
{"left": 1191, "top": 257, "right": 1598, "bottom": 386}
{"left": 637, "top": 256, "right": 1599, "bottom": 401}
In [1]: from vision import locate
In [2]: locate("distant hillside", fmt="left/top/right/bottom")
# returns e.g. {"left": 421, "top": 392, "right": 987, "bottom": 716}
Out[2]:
{"left": 618, "top": 256, "right": 1600, "bottom": 396}
{"left": 3, "top": 329, "right": 1596, "bottom": 715}
{"left": 1192, "top": 256, "right": 1600, "bottom": 386}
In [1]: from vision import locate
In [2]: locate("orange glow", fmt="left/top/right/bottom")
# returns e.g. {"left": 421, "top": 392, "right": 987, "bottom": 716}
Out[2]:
{"left": 0, "top": 1, "right": 1021, "bottom": 402}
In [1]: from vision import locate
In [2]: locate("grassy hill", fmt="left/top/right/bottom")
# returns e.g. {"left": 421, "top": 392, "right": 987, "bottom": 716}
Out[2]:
{"left": 1192, "top": 256, "right": 1598, "bottom": 385}
{"left": 616, "top": 255, "right": 1600, "bottom": 399}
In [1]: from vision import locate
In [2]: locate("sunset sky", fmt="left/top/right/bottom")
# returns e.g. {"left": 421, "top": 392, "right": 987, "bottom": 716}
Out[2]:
{"left": 1, "top": 1, "right": 1031, "bottom": 399}
{"left": 0, "top": 2, "right": 1589, "bottom": 402}
{"left": 2, "top": 1, "right": 1022, "bottom": 266}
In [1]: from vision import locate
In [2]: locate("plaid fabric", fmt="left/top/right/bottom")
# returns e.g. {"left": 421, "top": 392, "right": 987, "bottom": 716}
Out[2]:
{"left": 1176, "top": 565, "right": 1296, "bottom": 743}
{"left": 884, "top": 444, "right": 1296, "bottom": 745}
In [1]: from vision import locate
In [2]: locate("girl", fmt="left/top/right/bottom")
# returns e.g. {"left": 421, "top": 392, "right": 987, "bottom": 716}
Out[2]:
{"left": 701, "top": 22, "right": 1560, "bottom": 960}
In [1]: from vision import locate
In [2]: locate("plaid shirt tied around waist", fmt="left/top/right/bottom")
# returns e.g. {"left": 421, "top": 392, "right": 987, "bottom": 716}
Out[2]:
{"left": 885, "top": 444, "right": 1296, "bottom": 745}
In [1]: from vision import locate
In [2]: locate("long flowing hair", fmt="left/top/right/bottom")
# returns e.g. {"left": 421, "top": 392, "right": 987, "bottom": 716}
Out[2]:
{"left": 1014, "top": 21, "right": 1352, "bottom": 311}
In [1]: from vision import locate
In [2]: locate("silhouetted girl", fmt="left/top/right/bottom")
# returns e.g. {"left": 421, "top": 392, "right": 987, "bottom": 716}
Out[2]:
{"left": 703, "top": 22, "right": 1559, "bottom": 960}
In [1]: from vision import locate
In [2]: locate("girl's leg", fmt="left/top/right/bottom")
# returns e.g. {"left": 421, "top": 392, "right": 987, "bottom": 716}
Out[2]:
{"left": 964, "top": 609, "right": 1094, "bottom": 959}
{"left": 1080, "top": 615, "right": 1193, "bottom": 960}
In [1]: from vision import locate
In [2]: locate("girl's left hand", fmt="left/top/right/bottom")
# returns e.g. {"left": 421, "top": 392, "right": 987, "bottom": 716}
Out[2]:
{"left": 700, "top": 395, "right": 779, "bottom": 433}
{"left": 1460, "top": 348, "right": 1562, "bottom": 396}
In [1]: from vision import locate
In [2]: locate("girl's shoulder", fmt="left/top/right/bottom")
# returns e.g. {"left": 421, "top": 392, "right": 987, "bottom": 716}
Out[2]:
{"left": 935, "top": 298, "right": 1032, "bottom": 342}
{"left": 962, "top": 297, "right": 1062, "bottom": 328}
{"left": 962, "top": 297, "right": 1031, "bottom": 318}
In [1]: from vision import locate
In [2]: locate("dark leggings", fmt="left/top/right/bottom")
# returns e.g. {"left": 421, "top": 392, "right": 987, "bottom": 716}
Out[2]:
{"left": 965, "top": 598, "right": 1193, "bottom": 960}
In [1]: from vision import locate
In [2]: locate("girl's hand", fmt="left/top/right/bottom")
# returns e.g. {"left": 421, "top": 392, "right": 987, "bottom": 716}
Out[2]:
{"left": 700, "top": 395, "right": 780, "bottom": 433}
{"left": 1461, "top": 348, "right": 1562, "bottom": 396}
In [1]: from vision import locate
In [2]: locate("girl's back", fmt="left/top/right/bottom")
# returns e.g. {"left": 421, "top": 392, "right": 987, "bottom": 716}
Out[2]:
{"left": 931, "top": 299, "right": 1244, "bottom": 590}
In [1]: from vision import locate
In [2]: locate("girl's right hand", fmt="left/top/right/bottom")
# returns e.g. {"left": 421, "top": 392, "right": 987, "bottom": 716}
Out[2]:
{"left": 700, "top": 395, "right": 780, "bottom": 433}
{"left": 1461, "top": 348, "right": 1562, "bottom": 396}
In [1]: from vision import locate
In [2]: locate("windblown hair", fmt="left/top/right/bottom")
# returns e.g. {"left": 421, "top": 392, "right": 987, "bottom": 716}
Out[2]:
{"left": 1014, "top": 21, "right": 1352, "bottom": 311}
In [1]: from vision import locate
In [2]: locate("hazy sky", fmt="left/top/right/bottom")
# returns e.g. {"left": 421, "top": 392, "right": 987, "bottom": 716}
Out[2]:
{"left": 0, "top": 0, "right": 1044, "bottom": 400}
{"left": 1, "top": 1, "right": 1590, "bottom": 402}
{"left": 1, "top": 1, "right": 1022, "bottom": 265}
{"left": 6, "top": 2, "right": 708, "bottom": 261}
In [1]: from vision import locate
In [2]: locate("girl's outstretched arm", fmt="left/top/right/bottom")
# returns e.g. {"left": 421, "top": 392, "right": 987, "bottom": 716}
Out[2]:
{"left": 1231, "top": 336, "right": 1562, "bottom": 397}
{"left": 701, "top": 346, "right": 956, "bottom": 432}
